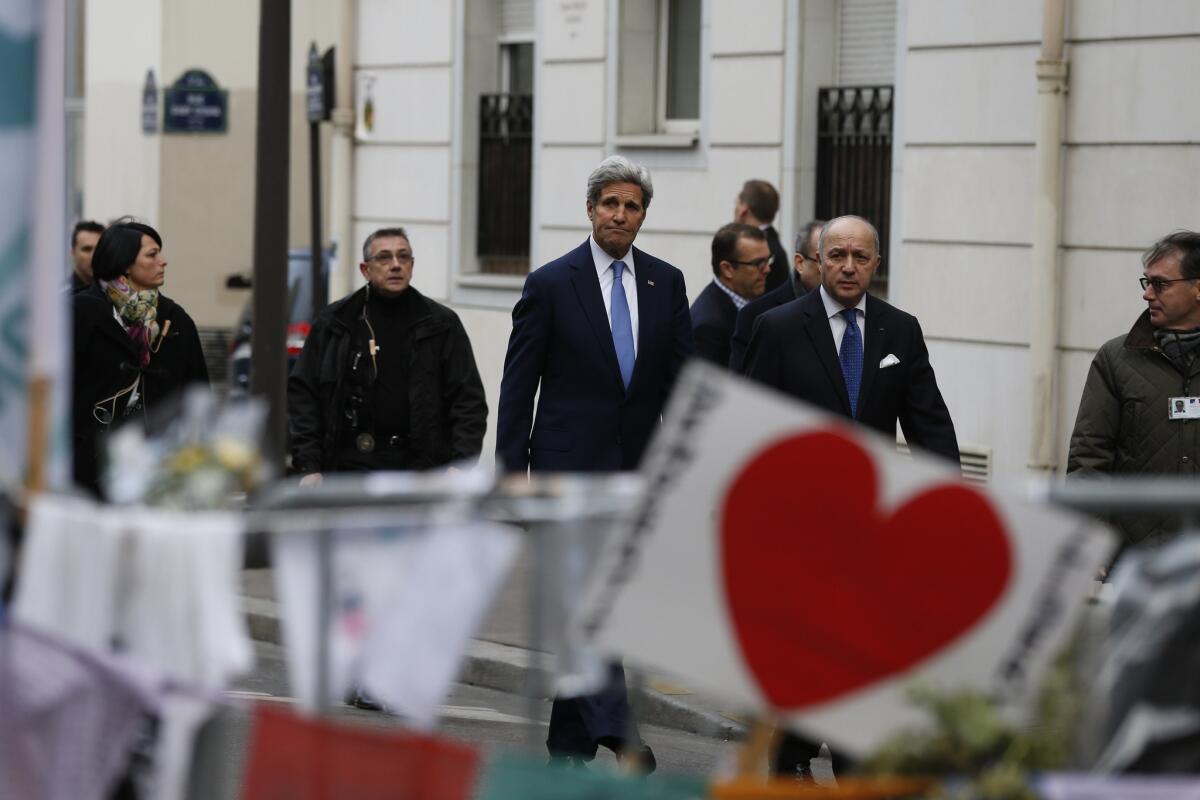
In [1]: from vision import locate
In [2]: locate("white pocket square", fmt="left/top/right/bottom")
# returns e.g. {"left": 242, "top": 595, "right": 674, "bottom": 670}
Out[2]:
{"left": 879, "top": 354, "right": 901, "bottom": 369}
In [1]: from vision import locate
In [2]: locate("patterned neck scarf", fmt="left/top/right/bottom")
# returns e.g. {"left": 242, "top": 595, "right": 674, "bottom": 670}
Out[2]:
{"left": 102, "top": 276, "right": 160, "bottom": 368}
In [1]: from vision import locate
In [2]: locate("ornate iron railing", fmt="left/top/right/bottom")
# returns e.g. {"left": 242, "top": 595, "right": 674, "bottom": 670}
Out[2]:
{"left": 815, "top": 85, "right": 894, "bottom": 279}
{"left": 477, "top": 93, "right": 533, "bottom": 272}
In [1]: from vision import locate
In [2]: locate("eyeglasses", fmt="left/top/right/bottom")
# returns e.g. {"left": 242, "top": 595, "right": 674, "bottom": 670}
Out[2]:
{"left": 368, "top": 251, "right": 414, "bottom": 266}
{"left": 729, "top": 256, "right": 774, "bottom": 270}
{"left": 1140, "top": 276, "right": 1197, "bottom": 293}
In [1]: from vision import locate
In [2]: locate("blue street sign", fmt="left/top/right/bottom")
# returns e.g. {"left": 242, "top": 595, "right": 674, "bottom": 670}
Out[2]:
{"left": 163, "top": 69, "right": 228, "bottom": 133}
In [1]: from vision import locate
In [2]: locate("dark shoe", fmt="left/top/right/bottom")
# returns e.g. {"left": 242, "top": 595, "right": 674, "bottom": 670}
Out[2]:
{"left": 346, "top": 687, "right": 390, "bottom": 713}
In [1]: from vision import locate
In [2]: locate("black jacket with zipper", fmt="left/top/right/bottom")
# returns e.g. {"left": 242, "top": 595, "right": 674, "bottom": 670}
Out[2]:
{"left": 287, "top": 285, "right": 487, "bottom": 474}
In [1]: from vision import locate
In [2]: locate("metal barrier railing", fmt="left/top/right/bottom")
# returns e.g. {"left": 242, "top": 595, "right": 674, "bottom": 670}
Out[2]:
{"left": 248, "top": 471, "right": 644, "bottom": 751}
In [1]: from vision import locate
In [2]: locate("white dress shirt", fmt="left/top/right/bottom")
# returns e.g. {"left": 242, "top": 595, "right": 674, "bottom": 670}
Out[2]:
{"left": 590, "top": 236, "right": 639, "bottom": 356}
{"left": 819, "top": 285, "right": 868, "bottom": 354}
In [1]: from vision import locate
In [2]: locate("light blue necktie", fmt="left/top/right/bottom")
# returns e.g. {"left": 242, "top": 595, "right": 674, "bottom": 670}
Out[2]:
{"left": 839, "top": 308, "right": 863, "bottom": 417}
{"left": 611, "top": 260, "right": 635, "bottom": 389}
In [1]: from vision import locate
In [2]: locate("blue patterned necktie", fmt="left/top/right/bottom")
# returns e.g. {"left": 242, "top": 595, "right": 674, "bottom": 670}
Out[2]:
{"left": 611, "top": 260, "right": 635, "bottom": 388}
{"left": 839, "top": 308, "right": 863, "bottom": 417}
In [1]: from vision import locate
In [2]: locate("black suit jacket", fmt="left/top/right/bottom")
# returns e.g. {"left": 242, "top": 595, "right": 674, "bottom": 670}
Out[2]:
{"left": 689, "top": 281, "right": 739, "bottom": 367}
{"left": 743, "top": 289, "right": 959, "bottom": 464}
{"left": 728, "top": 274, "right": 803, "bottom": 372}
{"left": 496, "top": 240, "right": 693, "bottom": 473}
{"left": 763, "top": 225, "right": 790, "bottom": 294}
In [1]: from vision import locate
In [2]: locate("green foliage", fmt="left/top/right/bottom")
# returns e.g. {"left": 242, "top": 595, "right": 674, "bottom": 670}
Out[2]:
{"left": 860, "top": 640, "right": 1084, "bottom": 800}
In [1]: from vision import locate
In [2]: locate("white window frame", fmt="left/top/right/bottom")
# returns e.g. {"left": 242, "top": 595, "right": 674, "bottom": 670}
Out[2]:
{"left": 498, "top": 35, "right": 534, "bottom": 95}
{"left": 655, "top": 0, "right": 700, "bottom": 135}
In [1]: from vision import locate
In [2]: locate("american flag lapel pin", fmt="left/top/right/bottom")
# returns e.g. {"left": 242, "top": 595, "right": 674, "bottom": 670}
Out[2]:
{"left": 647, "top": 279, "right": 655, "bottom": 286}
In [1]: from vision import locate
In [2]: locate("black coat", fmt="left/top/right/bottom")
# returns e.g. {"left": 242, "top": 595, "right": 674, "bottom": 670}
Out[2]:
{"left": 729, "top": 274, "right": 804, "bottom": 372}
{"left": 287, "top": 285, "right": 487, "bottom": 473}
{"left": 763, "top": 225, "right": 790, "bottom": 294}
{"left": 72, "top": 283, "right": 210, "bottom": 494}
{"left": 744, "top": 289, "right": 960, "bottom": 464}
{"left": 689, "top": 280, "right": 738, "bottom": 368}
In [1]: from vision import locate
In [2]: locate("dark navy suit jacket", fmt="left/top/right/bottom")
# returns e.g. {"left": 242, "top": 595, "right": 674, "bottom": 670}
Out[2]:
{"left": 689, "top": 281, "right": 738, "bottom": 367}
{"left": 496, "top": 239, "right": 693, "bottom": 473}
{"left": 763, "top": 225, "right": 790, "bottom": 294}
{"left": 728, "top": 274, "right": 803, "bottom": 372}
{"left": 743, "top": 289, "right": 960, "bottom": 464}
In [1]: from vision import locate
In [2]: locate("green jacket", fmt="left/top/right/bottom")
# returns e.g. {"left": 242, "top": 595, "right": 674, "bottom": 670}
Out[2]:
{"left": 1067, "top": 310, "right": 1200, "bottom": 547}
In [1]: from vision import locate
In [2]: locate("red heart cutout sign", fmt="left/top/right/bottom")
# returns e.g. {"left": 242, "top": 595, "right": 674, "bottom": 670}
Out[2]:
{"left": 720, "top": 429, "right": 1012, "bottom": 709}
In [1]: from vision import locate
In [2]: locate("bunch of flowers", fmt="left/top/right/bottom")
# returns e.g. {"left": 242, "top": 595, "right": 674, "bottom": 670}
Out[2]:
{"left": 105, "top": 387, "right": 270, "bottom": 509}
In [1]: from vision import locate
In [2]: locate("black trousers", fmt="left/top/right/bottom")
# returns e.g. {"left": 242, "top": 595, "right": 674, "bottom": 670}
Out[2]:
{"left": 546, "top": 662, "right": 639, "bottom": 760}
{"left": 773, "top": 731, "right": 851, "bottom": 778}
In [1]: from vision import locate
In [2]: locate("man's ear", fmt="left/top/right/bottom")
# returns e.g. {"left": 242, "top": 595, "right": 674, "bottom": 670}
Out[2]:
{"left": 718, "top": 260, "right": 734, "bottom": 281}
{"left": 359, "top": 262, "right": 370, "bottom": 282}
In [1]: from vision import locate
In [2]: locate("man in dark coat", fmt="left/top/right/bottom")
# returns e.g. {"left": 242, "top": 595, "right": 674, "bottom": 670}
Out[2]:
{"left": 743, "top": 215, "right": 959, "bottom": 779}
{"left": 744, "top": 214, "right": 959, "bottom": 464}
{"left": 1068, "top": 230, "right": 1200, "bottom": 555}
{"left": 729, "top": 219, "right": 824, "bottom": 372}
{"left": 690, "top": 223, "right": 771, "bottom": 366}
{"left": 68, "top": 220, "right": 104, "bottom": 293}
{"left": 288, "top": 227, "right": 487, "bottom": 480}
{"left": 496, "top": 155, "right": 692, "bottom": 771}
{"left": 735, "top": 179, "right": 790, "bottom": 294}
{"left": 496, "top": 156, "right": 692, "bottom": 474}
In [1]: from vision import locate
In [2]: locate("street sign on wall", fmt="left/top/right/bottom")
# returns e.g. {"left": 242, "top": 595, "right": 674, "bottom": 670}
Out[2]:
{"left": 142, "top": 69, "right": 158, "bottom": 133}
{"left": 163, "top": 69, "right": 227, "bottom": 133}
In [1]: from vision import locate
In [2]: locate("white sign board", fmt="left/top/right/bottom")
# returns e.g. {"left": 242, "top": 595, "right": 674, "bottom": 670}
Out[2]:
{"left": 577, "top": 362, "right": 1115, "bottom": 755}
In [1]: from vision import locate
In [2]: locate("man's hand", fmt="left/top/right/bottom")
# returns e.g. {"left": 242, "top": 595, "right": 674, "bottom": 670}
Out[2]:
{"left": 299, "top": 472, "right": 323, "bottom": 488}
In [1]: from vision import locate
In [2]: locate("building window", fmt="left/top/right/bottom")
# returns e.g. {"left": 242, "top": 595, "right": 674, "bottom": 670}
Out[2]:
{"left": 617, "top": 0, "right": 700, "bottom": 138}
{"left": 660, "top": 0, "right": 700, "bottom": 129}
{"left": 815, "top": 86, "right": 893, "bottom": 288}
{"left": 501, "top": 41, "right": 534, "bottom": 96}
{"left": 476, "top": 39, "right": 534, "bottom": 275}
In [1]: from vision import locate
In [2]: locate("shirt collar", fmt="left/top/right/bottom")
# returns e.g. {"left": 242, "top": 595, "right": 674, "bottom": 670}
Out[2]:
{"left": 590, "top": 236, "right": 634, "bottom": 280}
{"left": 819, "top": 285, "right": 867, "bottom": 319}
{"left": 712, "top": 277, "right": 751, "bottom": 310}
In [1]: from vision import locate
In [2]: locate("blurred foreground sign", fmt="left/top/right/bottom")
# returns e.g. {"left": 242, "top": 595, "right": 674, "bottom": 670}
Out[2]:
{"left": 241, "top": 704, "right": 480, "bottom": 800}
{"left": 577, "top": 362, "right": 1115, "bottom": 755}
{"left": 0, "top": 2, "right": 36, "bottom": 487}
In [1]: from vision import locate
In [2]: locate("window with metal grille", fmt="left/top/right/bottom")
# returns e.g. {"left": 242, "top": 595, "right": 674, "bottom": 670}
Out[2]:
{"left": 814, "top": 85, "right": 893, "bottom": 285}
{"left": 476, "top": 93, "right": 533, "bottom": 274}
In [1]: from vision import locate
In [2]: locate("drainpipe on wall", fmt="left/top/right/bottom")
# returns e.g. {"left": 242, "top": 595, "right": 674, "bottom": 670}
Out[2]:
{"left": 1027, "top": 0, "right": 1068, "bottom": 473}
{"left": 330, "top": 0, "right": 357, "bottom": 298}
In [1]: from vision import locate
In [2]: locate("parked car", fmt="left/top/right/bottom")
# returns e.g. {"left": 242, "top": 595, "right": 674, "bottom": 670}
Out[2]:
{"left": 226, "top": 248, "right": 333, "bottom": 399}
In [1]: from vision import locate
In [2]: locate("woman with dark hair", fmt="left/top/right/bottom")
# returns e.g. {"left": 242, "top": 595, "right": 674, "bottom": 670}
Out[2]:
{"left": 72, "top": 218, "right": 209, "bottom": 495}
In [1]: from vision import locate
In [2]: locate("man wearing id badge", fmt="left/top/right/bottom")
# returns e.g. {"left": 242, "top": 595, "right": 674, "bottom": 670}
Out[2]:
{"left": 1069, "top": 231, "right": 1200, "bottom": 554}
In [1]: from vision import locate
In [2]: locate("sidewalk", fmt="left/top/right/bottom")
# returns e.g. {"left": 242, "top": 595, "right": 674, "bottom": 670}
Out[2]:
{"left": 242, "top": 557, "right": 746, "bottom": 742}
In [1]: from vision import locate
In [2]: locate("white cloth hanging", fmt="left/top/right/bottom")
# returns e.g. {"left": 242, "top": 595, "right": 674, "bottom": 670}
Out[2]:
{"left": 273, "top": 514, "right": 518, "bottom": 726}
{"left": 0, "top": 622, "right": 158, "bottom": 800}
{"left": 11, "top": 495, "right": 254, "bottom": 800}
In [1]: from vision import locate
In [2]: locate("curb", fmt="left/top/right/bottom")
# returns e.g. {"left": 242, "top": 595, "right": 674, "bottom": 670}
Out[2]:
{"left": 244, "top": 601, "right": 745, "bottom": 742}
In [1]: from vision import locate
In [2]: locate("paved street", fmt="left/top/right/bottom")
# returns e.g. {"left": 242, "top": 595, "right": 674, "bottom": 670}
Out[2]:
{"left": 188, "top": 641, "right": 736, "bottom": 797}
